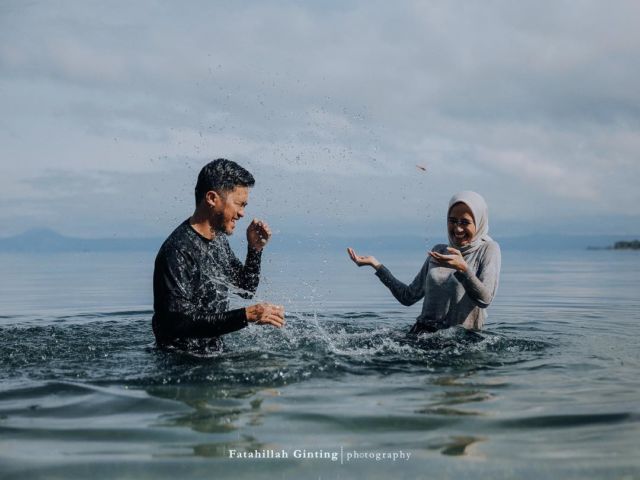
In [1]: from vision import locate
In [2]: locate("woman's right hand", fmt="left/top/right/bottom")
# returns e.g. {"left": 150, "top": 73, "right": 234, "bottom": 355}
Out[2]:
{"left": 347, "top": 247, "right": 381, "bottom": 269}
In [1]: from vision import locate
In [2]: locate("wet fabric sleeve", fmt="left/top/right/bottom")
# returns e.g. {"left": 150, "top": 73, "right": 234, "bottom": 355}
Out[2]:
{"left": 375, "top": 260, "right": 428, "bottom": 306}
{"left": 154, "top": 249, "right": 248, "bottom": 339}
{"left": 158, "top": 309, "right": 247, "bottom": 339}
{"left": 227, "top": 245, "right": 262, "bottom": 299}
{"left": 454, "top": 242, "right": 501, "bottom": 308}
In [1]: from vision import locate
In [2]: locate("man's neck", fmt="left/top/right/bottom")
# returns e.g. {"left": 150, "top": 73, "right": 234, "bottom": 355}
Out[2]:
{"left": 189, "top": 209, "right": 216, "bottom": 240}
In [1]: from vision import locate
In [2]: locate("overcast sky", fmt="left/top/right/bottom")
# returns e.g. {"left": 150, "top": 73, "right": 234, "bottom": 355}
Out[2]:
{"left": 1, "top": 0, "right": 639, "bottom": 240}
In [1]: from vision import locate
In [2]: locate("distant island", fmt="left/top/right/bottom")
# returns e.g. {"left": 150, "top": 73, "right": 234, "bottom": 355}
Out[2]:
{"left": 613, "top": 240, "right": 640, "bottom": 250}
{"left": 588, "top": 240, "right": 640, "bottom": 250}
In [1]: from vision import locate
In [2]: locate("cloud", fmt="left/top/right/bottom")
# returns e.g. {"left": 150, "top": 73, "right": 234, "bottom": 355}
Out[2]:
{"left": 1, "top": 0, "right": 639, "bottom": 237}
{"left": 477, "top": 148, "right": 598, "bottom": 201}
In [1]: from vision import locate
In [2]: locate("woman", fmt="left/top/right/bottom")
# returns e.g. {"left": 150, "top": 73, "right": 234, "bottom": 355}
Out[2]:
{"left": 347, "top": 191, "right": 501, "bottom": 333}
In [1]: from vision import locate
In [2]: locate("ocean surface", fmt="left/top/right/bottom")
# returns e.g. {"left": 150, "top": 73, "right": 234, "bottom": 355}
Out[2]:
{"left": 1, "top": 246, "right": 639, "bottom": 479}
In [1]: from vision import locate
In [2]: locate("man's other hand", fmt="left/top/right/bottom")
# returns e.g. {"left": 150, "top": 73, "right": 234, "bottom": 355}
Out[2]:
{"left": 245, "top": 303, "right": 285, "bottom": 328}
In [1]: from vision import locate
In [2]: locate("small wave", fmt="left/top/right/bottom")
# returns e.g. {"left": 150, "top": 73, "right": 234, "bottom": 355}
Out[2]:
{"left": 0, "top": 309, "right": 153, "bottom": 328}
{"left": 56, "top": 309, "right": 153, "bottom": 320}
{"left": 498, "top": 412, "right": 637, "bottom": 429}
{"left": 0, "top": 381, "right": 91, "bottom": 400}
{"left": 333, "top": 311, "right": 385, "bottom": 320}
{"left": 0, "top": 380, "right": 189, "bottom": 426}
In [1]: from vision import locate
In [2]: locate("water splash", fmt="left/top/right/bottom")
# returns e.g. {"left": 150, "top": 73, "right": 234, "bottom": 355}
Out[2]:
{"left": 0, "top": 310, "right": 549, "bottom": 389}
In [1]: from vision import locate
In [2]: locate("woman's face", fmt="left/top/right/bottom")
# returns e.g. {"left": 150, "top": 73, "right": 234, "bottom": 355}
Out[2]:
{"left": 448, "top": 202, "right": 477, "bottom": 247}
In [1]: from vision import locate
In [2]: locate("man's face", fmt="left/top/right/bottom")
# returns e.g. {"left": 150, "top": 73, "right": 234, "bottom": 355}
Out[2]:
{"left": 211, "top": 186, "right": 249, "bottom": 235}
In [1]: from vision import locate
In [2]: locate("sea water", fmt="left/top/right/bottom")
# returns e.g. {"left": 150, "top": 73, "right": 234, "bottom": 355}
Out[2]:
{"left": 0, "top": 248, "right": 639, "bottom": 479}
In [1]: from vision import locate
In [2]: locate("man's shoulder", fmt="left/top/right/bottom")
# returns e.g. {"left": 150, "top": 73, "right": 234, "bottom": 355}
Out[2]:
{"left": 157, "top": 220, "right": 197, "bottom": 257}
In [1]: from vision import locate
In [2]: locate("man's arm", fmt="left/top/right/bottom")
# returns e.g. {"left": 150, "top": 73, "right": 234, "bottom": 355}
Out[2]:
{"left": 153, "top": 248, "right": 248, "bottom": 340}
{"left": 162, "top": 302, "right": 286, "bottom": 338}
{"left": 225, "top": 243, "right": 262, "bottom": 297}
{"left": 157, "top": 308, "right": 248, "bottom": 339}
{"left": 227, "top": 218, "right": 272, "bottom": 297}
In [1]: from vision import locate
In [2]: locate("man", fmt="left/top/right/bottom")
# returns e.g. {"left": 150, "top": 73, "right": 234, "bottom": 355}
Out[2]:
{"left": 152, "top": 158, "right": 285, "bottom": 352}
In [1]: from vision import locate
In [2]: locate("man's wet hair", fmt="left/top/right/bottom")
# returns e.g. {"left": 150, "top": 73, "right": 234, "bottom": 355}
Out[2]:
{"left": 195, "top": 158, "right": 255, "bottom": 205}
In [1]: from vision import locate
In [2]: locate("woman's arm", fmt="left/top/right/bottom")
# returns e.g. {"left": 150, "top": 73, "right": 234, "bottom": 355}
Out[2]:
{"left": 348, "top": 247, "right": 427, "bottom": 306}
{"left": 374, "top": 261, "right": 428, "bottom": 306}
{"left": 456, "top": 243, "right": 501, "bottom": 307}
{"left": 430, "top": 243, "right": 501, "bottom": 308}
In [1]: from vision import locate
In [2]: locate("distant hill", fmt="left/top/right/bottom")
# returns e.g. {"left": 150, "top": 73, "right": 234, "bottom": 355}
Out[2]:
{"left": 0, "top": 229, "right": 638, "bottom": 253}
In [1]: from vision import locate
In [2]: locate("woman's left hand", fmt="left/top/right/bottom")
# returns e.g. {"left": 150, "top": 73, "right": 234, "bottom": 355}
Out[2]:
{"left": 429, "top": 247, "right": 468, "bottom": 272}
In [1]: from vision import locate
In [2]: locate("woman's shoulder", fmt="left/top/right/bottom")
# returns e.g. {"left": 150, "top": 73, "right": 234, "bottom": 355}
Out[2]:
{"left": 481, "top": 238, "right": 501, "bottom": 257}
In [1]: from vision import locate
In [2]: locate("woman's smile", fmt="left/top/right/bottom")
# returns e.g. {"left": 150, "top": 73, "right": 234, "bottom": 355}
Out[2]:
{"left": 453, "top": 229, "right": 469, "bottom": 245}
{"left": 448, "top": 202, "right": 477, "bottom": 247}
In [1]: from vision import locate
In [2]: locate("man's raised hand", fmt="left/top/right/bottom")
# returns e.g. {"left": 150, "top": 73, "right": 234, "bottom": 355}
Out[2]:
{"left": 247, "top": 218, "right": 272, "bottom": 251}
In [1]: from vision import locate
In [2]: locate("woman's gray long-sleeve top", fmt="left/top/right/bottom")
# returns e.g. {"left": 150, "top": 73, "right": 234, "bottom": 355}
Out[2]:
{"left": 375, "top": 241, "right": 501, "bottom": 330}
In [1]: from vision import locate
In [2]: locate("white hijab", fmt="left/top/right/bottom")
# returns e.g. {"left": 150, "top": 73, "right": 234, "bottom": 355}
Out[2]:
{"left": 447, "top": 191, "right": 492, "bottom": 256}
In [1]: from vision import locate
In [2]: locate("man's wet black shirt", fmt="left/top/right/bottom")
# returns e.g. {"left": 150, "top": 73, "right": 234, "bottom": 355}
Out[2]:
{"left": 152, "top": 220, "right": 261, "bottom": 351}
